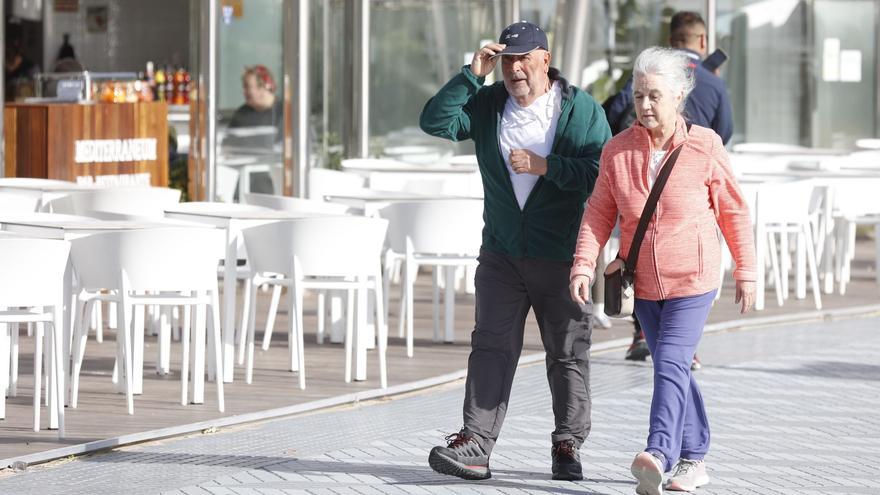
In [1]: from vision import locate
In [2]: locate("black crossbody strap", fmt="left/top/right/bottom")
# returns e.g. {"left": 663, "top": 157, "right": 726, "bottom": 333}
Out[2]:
{"left": 624, "top": 124, "right": 691, "bottom": 275}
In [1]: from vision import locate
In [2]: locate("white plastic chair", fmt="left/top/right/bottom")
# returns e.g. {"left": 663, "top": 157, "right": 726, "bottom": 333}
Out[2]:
{"left": 241, "top": 216, "right": 390, "bottom": 388}
{"left": 0, "top": 238, "right": 69, "bottom": 437}
{"left": 379, "top": 200, "right": 483, "bottom": 357}
{"left": 0, "top": 190, "right": 42, "bottom": 213}
{"left": 754, "top": 180, "right": 822, "bottom": 310}
{"left": 69, "top": 228, "right": 226, "bottom": 414}
{"left": 46, "top": 187, "right": 182, "bottom": 217}
{"left": 308, "top": 168, "right": 367, "bottom": 201}
{"left": 243, "top": 192, "right": 354, "bottom": 215}
{"left": 824, "top": 178, "right": 880, "bottom": 294}
{"left": 242, "top": 192, "right": 353, "bottom": 351}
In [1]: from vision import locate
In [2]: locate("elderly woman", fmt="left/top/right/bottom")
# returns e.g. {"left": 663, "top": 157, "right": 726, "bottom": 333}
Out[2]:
{"left": 569, "top": 47, "right": 756, "bottom": 494}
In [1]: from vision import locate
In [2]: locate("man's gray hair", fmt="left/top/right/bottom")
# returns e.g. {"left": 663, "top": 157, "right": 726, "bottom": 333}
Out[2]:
{"left": 632, "top": 46, "right": 695, "bottom": 113}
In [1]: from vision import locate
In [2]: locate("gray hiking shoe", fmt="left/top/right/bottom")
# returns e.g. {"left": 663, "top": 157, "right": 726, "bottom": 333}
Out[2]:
{"left": 428, "top": 430, "right": 491, "bottom": 480}
{"left": 665, "top": 459, "right": 709, "bottom": 492}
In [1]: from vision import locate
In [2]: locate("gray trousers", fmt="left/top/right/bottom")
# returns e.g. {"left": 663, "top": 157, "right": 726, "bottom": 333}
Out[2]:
{"left": 463, "top": 249, "right": 593, "bottom": 455}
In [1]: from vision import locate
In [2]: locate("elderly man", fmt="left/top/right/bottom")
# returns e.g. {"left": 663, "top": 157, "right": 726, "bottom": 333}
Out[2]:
{"left": 419, "top": 21, "right": 610, "bottom": 481}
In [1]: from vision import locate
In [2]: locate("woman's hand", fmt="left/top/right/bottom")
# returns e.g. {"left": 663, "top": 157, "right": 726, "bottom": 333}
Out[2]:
{"left": 569, "top": 275, "right": 592, "bottom": 305}
{"left": 735, "top": 280, "right": 756, "bottom": 313}
{"left": 604, "top": 258, "right": 625, "bottom": 276}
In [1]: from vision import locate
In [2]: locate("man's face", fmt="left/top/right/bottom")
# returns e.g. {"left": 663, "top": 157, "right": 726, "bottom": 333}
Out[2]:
{"left": 500, "top": 49, "right": 551, "bottom": 101}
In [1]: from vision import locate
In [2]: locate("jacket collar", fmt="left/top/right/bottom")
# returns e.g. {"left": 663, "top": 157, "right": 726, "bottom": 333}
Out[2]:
{"left": 631, "top": 115, "right": 691, "bottom": 150}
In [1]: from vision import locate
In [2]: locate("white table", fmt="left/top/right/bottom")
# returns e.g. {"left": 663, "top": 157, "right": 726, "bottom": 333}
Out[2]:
{"left": 164, "top": 206, "right": 323, "bottom": 383}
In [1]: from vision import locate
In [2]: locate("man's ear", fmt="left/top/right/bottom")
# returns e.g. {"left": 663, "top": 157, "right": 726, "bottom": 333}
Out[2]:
{"left": 544, "top": 50, "right": 552, "bottom": 69}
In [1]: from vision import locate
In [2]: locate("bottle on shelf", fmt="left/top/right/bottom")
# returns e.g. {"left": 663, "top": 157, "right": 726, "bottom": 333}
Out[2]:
{"left": 155, "top": 67, "right": 166, "bottom": 101}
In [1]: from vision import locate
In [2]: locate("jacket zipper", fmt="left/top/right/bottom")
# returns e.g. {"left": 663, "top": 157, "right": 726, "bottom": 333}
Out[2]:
{"left": 647, "top": 141, "right": 686, "bottom": 300}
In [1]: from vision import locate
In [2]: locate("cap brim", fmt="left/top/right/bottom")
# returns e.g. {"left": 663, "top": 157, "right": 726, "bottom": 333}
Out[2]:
{"left": 490, "top": 45, "right": 542, "bottom": 58}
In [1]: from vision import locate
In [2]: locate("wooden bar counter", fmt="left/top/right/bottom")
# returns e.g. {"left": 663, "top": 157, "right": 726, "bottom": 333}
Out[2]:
{"left": 4, "top": 101, "right": 168, "bottom": 186}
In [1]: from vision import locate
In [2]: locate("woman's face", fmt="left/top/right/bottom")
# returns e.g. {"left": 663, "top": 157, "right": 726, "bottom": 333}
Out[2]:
{"left": 633, "top": 73, "right": 682, "bottom": 134}
{"left": 242, "top": 74, "right": 273, "bottom": 109}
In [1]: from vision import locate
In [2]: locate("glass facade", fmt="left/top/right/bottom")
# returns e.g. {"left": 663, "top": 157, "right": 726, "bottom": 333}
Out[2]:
{"left": 3, "top": 0, "right": 878, "bottom": 195}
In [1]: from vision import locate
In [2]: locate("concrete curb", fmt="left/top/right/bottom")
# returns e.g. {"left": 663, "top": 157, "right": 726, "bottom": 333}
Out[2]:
{"left": 5, "top": 302, "right": 880, "bottom": 469}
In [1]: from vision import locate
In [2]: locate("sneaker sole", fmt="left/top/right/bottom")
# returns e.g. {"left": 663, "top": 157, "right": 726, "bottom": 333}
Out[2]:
{"left": 631, "top": 452, "right": 664, "bottom": 495}
{"left": 666, "top": 474, "right": 710, "bottom": 492}
{"left": 551, "top": 467, "right": 584, "bottom": 481}
{"left": 428, "top": 448, "right": 491, "bottom": 480}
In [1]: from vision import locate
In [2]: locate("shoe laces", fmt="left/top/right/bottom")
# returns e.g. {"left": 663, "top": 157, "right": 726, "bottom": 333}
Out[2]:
{"left": 552, "top": 440, "right": 576, "bottom": 458}
{"left": 674, "top": 459, "right": 700, "bottom": 476}
{"left": 445, "top": 432, "right": 473, "bottom": 450}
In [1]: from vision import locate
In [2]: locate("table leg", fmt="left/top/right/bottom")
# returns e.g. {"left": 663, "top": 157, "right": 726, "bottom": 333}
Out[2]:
{"left": 222, "top": 225, "right": 237, "bottom": 383}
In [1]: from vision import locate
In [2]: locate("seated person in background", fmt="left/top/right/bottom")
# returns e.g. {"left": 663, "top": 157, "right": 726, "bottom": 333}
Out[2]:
{"left": 225, "top": 65, "right": 282, "bottom": 195}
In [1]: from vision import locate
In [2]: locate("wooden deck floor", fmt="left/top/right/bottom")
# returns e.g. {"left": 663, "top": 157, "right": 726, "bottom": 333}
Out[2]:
{"left": 1, "top": 241, "right": 878, "bottom": 460}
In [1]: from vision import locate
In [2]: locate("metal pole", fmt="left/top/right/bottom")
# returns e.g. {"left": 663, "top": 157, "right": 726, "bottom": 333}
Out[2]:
{"left": 555, "top": 0, "right": 590, "bottom": 88}
{"left": 283, "top": 0, "right": 310, "bottom": 197}
{"left": 202, "top": 0, "right": 219, "bottom": 201}
{"left": 1, "top": 0, "right": 5, "bottom": 177}
{"left": 510, "top": 0, "right": 520, "bottom": 23}
{"left": 354, "top": 0, "right": 370, "bottom": 157}
{"left": 706, "top": 0, "right": 716, "bottom": 54}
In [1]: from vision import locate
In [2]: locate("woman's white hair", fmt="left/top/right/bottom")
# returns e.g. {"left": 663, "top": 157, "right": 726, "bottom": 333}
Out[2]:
{"left": 632, "top": 46, "right": 696, "bottom": 114}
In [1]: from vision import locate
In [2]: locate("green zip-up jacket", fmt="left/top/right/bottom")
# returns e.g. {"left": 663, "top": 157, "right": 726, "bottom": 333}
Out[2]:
{"left": 419, "top": 65, "right": 611, "bottom": 262}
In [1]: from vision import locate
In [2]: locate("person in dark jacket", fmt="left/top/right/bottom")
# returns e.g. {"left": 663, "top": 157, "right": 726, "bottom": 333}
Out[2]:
{"left": 420, "top": 21, "right": 610, "bottom": 482}
{"left": 606, "top": 11, "right": 733, "bottom": 367}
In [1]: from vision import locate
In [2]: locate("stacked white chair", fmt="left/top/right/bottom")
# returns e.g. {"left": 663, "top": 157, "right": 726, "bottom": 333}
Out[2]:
{"left": 0, "top": 190, "right": 42, "bottom": 213}
{"left": 69, "top": 228, "right": 226, "bottom": 413}
{"left": 754, "top": 180, "right": 822, "bottom": 310}
{"left": 0, "top": 237, "right": 69, "bottom": 437}
{"left": 241, "top": 216, "right": 389, "bottom": 388}
{"left": 379, "top": 199, "right": 483, "bottom": 357}
{"left": 46, "top": 186, "right": 182, "bottom": 217}
{"left": 825, "top": 177, "right": 880, "bottom": 294}
{"left": 308, "top": 168, "right": 367, "bottom": 201}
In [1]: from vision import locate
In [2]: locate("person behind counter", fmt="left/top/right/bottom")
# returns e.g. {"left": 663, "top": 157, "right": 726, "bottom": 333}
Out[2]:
{"left": 225, "top": 64, "right": 283, "bottom": 195}
{"left": 226, "top": 64, "right": 283, "bottom": 149}
{"left": 4, "top": 22, "right": 40, "bottom": 101}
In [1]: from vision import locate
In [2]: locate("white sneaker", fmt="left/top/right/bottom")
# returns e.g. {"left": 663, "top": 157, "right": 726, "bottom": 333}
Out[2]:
{"left": 665, "top": 459, "right": 710, "bottom": 492}
{"left": 631, "top": 451, "right": 664, "bottom": 495}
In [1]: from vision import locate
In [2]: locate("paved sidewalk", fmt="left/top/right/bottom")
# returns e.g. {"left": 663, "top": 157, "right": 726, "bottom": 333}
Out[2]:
{"left": 1, "top": 315, "right": 878, "bottom": 494}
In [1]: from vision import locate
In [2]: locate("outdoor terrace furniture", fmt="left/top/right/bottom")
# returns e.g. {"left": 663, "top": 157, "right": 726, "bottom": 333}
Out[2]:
{"left": 0, "top": 237, "right": 69, "bottom": 438}
{"left": 164, "top": 202, "right": 317, "bottom": 383}
{"left": 242, "top": 216, "right": 390, "bottom": 387}
{"left": 754, "top": 180, "right": 823, "bottom": 311}
{"left": 45, "top": 186, "right": 182, "bottom": 218}
{"left": 68, "top": 228, "right": 226, "bottom": 414}
{"left": 308, "top": 168, "right": 367, "bottom": 202}
{"left": 379, "top": 199, "right": 483, "bottom": 357}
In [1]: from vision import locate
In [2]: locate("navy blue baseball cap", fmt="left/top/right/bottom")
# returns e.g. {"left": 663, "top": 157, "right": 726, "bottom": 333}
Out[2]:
{"left": 494, "top": 21, "right": 549, "bottom": 57}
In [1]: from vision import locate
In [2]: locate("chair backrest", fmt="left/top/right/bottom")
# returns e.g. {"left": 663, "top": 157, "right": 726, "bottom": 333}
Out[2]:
{"left": 242, "top": 216, "right": 388, "bottom": 278}
{"left": 828, "top": 177, "right": 880, "bottom": 218}
{"left": 0, "top": 190, "right": 42, "bottom": 213}
{"left": 308, "top": 168, "right": 367, "bottom": 200}
{"left": 755, "top": 180, "right": 816, "bottom": 224}
{"left": 0, "top": 238, "right": 70, "bottom": 306}
{"left": 367, "top": 171, "right": 481, "bottom": 197}
{"left": 70, "top": 228, "right": 225, "bottom": 292}
{"left": 378, "top": 199, "right": 484, "bottom": 255}
{"left": 341, "top": 158, "right": 409, "bottom": 174}
{"left": 48, "top": 187, "right": 181, "bottom": 217}
{"left": 242, "top": 193, "right": 353, "bottom": 215}
{"left": 165, "top": 201, "right": 270, "bottom": 214}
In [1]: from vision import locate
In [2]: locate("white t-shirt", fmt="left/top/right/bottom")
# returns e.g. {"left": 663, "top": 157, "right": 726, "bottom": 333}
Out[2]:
{"left": 498, "top": 81, "right": 562, "bottom": 209}
{"left": 648, "top": 150, "right": 667, "bottom": 190}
